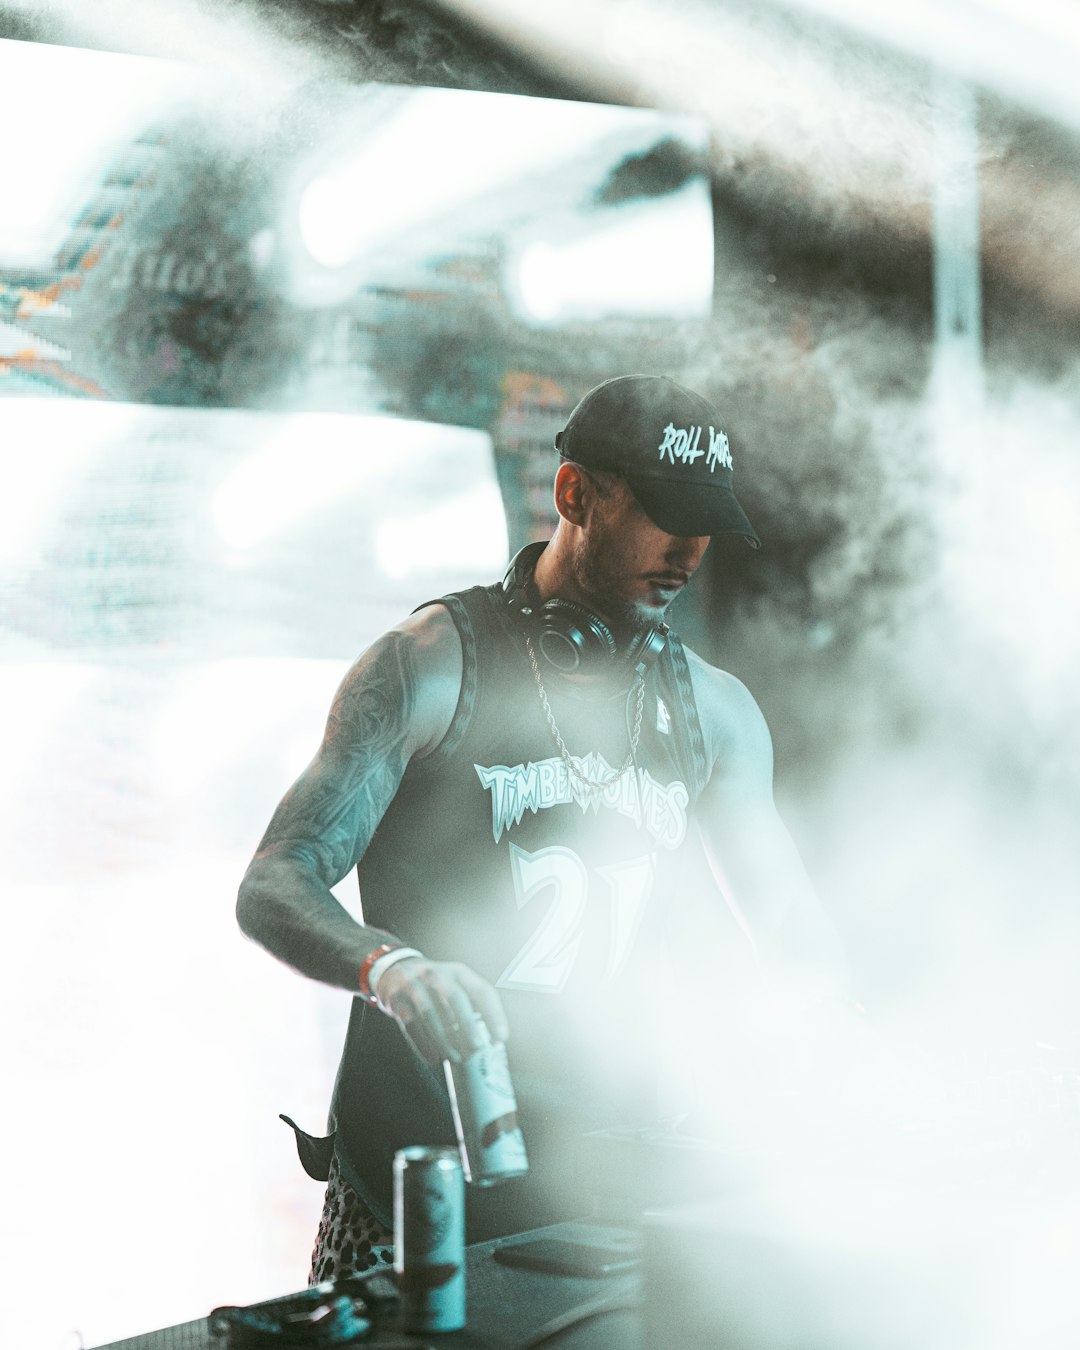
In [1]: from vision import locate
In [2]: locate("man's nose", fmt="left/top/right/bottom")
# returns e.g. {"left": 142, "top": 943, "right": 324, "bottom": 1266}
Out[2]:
{"left": 668, "top": 535, "right": 710, "bottom": 570}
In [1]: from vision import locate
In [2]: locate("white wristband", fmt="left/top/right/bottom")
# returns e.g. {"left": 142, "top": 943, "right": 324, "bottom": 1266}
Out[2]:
{"left": 367, "top": 946, "right": 424, "bottom": 1012}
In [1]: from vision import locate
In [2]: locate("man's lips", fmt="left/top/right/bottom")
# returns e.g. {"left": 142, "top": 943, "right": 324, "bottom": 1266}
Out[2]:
{"left": 644, "top": 572, "right": 690, "bottom": 588}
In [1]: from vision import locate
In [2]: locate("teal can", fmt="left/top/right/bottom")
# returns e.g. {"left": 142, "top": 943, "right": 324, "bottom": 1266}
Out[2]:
{"left": 393, "top": 1145, "right": 466, "bottom": 1332}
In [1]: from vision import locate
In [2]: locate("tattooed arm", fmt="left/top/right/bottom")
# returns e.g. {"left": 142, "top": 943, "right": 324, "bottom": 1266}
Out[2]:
{"left": 236, "top": 604, "right": 507, "bottom": 1061}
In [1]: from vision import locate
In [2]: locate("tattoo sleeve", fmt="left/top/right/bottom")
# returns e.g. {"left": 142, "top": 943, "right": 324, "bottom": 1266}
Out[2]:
{"left": 258, "top": 632, "right": 419, "bottom": 884}
{"left": 237, "top": 631, "right": 427, "bottom": 988}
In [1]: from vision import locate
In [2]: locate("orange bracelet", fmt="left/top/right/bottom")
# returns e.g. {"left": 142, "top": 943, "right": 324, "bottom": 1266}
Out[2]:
{"left": 358, "top": 943, "right": 397, "bottom": 1004}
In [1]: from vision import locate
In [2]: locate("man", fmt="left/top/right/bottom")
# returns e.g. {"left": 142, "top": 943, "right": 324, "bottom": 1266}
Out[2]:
{"left": 236, "top": 374, "right": 846, "bottom": 1281}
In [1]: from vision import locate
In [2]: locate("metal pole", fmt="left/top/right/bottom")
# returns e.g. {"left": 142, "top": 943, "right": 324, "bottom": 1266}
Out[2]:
{"left": 931, "top": 70, "right": 984, "bottom": 433}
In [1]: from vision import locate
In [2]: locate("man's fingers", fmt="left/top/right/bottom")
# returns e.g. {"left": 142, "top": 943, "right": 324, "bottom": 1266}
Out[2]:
{"left": 384, "top": 980, "right": 458, "bottom": 1065}
{"left": 452, "top": 965, "right": 510, "bottom": 1044}
{"left": 429, "top": 978, "right": 486, "bottom": 1058}
{"left": 378, "top": 959, "right": 509, "bottom": 1061}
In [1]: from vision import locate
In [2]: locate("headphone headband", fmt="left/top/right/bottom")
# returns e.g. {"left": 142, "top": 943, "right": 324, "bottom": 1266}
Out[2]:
{"left": 501, "top": 542, "right": 548, "bottom": 606}
{"left": 502, "top": 543, "right": 668, "bottom": 681}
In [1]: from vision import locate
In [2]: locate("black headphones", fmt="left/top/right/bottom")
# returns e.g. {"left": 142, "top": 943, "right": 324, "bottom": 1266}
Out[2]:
{"left": 502, "top": 543, "right": 669, "bottom": 681}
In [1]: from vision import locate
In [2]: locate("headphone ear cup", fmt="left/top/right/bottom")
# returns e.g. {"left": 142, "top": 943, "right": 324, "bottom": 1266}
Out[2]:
{"left": 536, "top": 599, "right": 618, "bottom": 676}
{"left": 501, "top": 545, "right": 669, "bottom": 679}
{"left": 623, "top": 624, "right": 669, "bottom": 678}
{"left": 536, "top": 602, "right": 668, "bottom": 680}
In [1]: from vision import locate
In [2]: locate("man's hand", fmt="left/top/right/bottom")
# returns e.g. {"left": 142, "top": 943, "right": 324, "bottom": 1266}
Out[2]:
{"left": 374, "top": 957, "right": 510, "bottom": 1066}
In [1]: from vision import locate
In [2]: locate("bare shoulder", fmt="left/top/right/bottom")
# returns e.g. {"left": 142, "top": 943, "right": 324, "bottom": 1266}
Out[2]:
{"left": 247, "top": 605, "right": 463, "bottom": 885}
{"left": 683, "top": 646, "right": 774, "bottom": 781}
{"left": 327, "top": 603, "right": 463, "bottom": 763}
{"left": 397, "top": 602, "right": 463, "bottom": 685}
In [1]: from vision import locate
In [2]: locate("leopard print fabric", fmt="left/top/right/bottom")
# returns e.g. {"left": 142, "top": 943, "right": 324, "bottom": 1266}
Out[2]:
{"left": 309, "top": 1154, "right": 395, "bottom": 1284}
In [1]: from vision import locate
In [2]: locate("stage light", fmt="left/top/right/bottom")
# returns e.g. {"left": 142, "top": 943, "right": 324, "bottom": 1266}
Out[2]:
{"left": 515, "top": 243, "right": 561, "bottom": 323}
{"left": 295, "top": 86, "right": 672, "bottom": 275}
{"left": 508, "top": 183, "right": 713, "bottom": 326}
{"left": 298, "top": 174, "right": 357, "bottom": 272}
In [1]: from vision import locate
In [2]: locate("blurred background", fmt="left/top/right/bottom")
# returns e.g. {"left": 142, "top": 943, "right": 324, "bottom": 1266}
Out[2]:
{"left": 0, "top": 1, "right": 1078, "bottom": 1346}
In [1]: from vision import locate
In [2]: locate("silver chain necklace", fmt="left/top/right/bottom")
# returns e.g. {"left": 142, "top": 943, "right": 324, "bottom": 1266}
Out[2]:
{"left": 525, "top": 633, "right": 645, "bottom": 789}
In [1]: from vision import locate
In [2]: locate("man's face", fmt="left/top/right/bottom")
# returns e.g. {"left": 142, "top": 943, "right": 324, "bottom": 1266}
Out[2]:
{"left": 572, "top": 473, "right": 710, "bottom": 630}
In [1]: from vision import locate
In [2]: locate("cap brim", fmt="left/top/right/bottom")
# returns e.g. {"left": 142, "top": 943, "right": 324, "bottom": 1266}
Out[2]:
{"left": 625, "top": 474, "right": 761, "bottom": 547}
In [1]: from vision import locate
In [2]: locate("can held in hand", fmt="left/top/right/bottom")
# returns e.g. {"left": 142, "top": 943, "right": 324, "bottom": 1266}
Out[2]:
{"left": 393, "top": 1145, "right": 466, "bottom": 1333}
{"left": 444, "top": 1017, "right": 529, "bottom": 1186}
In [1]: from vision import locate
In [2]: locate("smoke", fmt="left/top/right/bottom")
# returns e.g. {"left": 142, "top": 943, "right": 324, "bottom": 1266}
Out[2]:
{"left": 0, "top": 0, "right": 331, "bottom": 84}
{"left": 708, "top": 345, "right": 1080, "bottom": 1004}
{"left": 3, "top": 2, "right": 1078, "bottom": 1344}
{"left": 657, "top": 266, "right": 1080, "bottom": 1350}
{"left": 601, "top": 3, "right": 1080, "bottom": 1331}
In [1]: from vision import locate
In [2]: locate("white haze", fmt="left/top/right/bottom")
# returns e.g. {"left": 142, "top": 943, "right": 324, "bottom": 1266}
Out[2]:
{"left": 2, "top": 1, "right": 1079, "bottom": 1347}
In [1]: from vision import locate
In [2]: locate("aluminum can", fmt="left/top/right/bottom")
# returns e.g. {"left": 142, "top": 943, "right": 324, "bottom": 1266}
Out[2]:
{"left": 393, "top": 1145, "right": 465, "bottom": 1332}
{"left": 444, "top": 1017, "right": 529, "bottom": 1186}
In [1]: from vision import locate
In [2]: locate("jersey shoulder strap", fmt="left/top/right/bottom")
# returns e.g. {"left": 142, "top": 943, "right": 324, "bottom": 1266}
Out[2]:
{"left": 658, "top": 630, "right": 710, "bottom": 804}
{"left": 414, "top": 582, "right": 710, "bottom": 799}
{"left": 411, "top": 583, "right": 505, "bottom": 766}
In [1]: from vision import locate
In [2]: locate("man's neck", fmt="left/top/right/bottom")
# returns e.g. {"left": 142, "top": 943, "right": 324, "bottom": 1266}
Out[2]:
{"left": 531, "top": 531, "right": 577, "bottom": 607}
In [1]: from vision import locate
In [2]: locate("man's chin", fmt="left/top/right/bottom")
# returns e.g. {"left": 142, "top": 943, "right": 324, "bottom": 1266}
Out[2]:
{"left": 605, "top": 596, "right": 668, "bottom": 632}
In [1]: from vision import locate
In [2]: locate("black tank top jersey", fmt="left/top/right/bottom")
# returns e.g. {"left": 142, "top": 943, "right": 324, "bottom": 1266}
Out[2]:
{"left": 328, "top": 579, "right": 711, "bottom": 1237}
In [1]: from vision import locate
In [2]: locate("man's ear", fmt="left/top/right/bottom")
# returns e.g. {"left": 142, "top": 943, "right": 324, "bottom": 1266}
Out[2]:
{"left": 553, "top": 461, "right": 588, "bottom": 526}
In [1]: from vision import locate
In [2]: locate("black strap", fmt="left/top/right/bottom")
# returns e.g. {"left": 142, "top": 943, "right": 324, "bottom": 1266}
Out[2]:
{"left": 408, "top": 588, "right": 482, "bottom": 767}
{"left": 659, "top": 631, "right": 710, "bottom": 803}
{"left": 425, "top": 589, "right": 480, "bottom": 763}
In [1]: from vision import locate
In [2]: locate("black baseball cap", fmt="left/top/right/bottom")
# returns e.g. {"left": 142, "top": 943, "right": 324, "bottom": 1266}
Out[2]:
{"left": 555, "top": 374, "right": 761, "bottom": 546}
